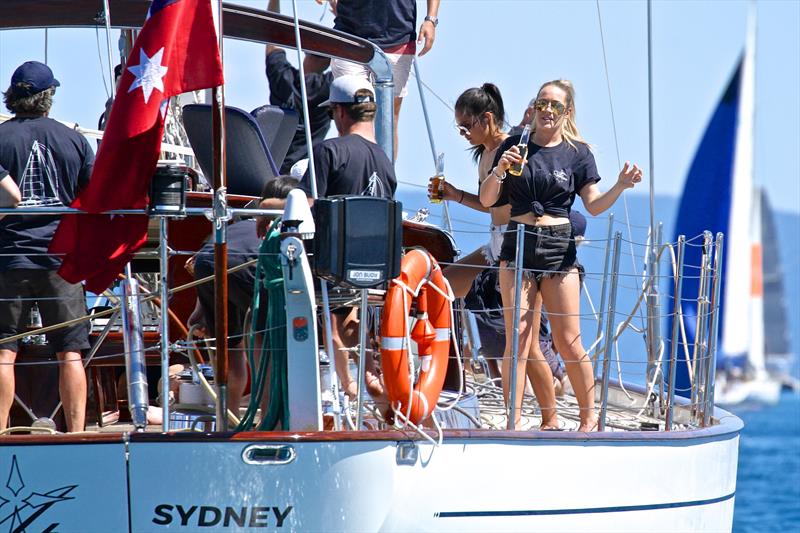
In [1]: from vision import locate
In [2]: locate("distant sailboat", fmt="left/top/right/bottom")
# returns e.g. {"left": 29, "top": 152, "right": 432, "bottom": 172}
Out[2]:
{"left": 760, "top": 188, "right": 799, "bottom": 392}
{"left": 670, "top": 8, "right": 781, "bottom": 406}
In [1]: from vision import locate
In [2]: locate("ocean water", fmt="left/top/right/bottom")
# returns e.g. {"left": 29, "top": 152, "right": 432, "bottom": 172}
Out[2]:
{"left": 396, "top": 188, "right": 800, "bottom": 531}
{"left": 732, "top": 393, "right": 800, "bottom": 532}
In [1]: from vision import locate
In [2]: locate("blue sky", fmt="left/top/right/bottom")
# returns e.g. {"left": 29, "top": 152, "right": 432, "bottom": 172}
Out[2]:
{"left": 0, "top": 0, "right": 798, "bottom": 219}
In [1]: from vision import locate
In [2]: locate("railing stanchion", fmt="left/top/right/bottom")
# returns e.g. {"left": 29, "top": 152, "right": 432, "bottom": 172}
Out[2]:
{"left": 355, "top": 289, "right": 369, "bottom": 430}
{"left": 599, "top": 232, "right": 622, "bottom": 432}
{"left": 703, "top": 233, "right": 725, "bottom": 426}
{"left": 593, "top": 214, "right": 614, "bottom": 378}
{"left": 691, "top": 231, "right": 713, "bottom": 424}
{"left": 665, "top": 235, "right": 686, "bottom": 430}
{"left": 158, "top": 216, "right": 172, "bottom": 432}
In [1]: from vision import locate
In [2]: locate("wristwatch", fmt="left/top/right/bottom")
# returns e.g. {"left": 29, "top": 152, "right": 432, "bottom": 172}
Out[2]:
{"left": 424, "top": 15, "right": 438, "bottom": 27}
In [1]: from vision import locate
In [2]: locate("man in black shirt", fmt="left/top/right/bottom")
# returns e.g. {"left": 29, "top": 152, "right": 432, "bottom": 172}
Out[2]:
{"left": 265, "top": 0, "right": 333, "bottom": 174}
{"left": 265, "top": 46, "right": 333, "bottom": 174}
{"left": 0, "top": 61, "right": 94, "bottom": 432}
{"left": 259, "top": 74, "right": 396, "bottom": 401}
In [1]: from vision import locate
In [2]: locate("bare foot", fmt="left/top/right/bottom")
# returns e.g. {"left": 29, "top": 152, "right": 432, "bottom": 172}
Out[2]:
{"left": 539, "top": 424, "right": 562, "bottom": 431}
{"left": 578, "top": 418, "right": 599, "bottom": 432}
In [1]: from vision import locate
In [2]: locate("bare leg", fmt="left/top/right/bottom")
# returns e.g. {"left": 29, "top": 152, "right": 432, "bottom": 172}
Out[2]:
{"left": 442, "top": 248, "right": 488, "bottom": 299}
{"left": 331, "top": 308, "right": 359, "bottom": 398}
{"left": 57, "top": 350, "right": 86, "bottom": 433}
{"left": 524, "top": 311, "right": 559, "bottom": 429}
{"left": 540, "top": 270, "right": 598, "bottom": 431}
{"left": 227, "top": 340, "right": 248, "bottom": 413}
{"left": 498, "top": 263, "right": 557, "bottom": 429}
{"left": 0, "top": 349, "right": 16, "bottom": 431}
{"left": 393, "top": 96, "right": 403, "bottom": 161}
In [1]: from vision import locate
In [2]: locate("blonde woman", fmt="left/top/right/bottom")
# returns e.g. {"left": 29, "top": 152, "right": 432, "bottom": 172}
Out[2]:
{"left": 480, "top": 80, "right": 642, "bottom": 431}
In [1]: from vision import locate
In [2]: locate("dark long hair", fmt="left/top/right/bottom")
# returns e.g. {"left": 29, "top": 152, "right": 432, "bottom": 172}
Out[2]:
{"left": 454, "top": 83, "right": 505, "bottom": 163}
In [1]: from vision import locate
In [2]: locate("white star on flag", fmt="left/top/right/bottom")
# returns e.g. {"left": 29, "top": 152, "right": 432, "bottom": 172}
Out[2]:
{"left": 127, "top": 47, "right": 169, "bottom": 104}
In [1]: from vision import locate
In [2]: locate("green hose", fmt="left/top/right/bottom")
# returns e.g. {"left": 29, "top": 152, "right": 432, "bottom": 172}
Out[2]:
{"left": 236, "top": 219, "right": 289, "bottom": 431}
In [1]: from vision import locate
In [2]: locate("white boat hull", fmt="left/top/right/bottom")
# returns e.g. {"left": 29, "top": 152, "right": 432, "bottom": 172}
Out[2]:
{"left": 715, "top": 375, "right": 781, "bottom": 406}
{"left": 1, "top": 409, "right": 741, "bottom": 532}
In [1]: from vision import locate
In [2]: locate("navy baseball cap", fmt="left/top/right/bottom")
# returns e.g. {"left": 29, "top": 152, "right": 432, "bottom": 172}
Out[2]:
{"left": 569, "top": 210, "right": 587, "bottom": 237}
{"left": 10, "top": 61, "right": 60, "bottom": 96}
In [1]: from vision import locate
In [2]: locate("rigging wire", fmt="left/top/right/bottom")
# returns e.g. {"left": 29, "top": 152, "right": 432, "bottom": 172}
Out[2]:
{"left": 595, "top": 0, "right": 649, "bottom": 349}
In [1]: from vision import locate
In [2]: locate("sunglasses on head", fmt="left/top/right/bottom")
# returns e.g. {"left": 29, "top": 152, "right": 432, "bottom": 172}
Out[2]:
{"left": 533, "top": 98, "right": 567, "bottom": 116}
{"left": 454, "top": 116, "right": 480, "bottom": 136}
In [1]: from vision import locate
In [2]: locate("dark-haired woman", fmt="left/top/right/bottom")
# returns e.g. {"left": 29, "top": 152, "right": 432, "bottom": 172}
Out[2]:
{"left": 431, "top": 83, "right": 509, "bottom": 293}
{"left": 480, "top": 79, "right": 642, "bottom": 431}
{"left": 429, "top": 84, "right": 510, "bottom": 382}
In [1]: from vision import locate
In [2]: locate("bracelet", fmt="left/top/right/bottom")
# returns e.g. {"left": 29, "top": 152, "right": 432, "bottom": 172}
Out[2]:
{"left": 458, "top": 189, "right": 465, "bottom": 203}
{"left": 492, "top": 167, "right": 506, "bottom": 183}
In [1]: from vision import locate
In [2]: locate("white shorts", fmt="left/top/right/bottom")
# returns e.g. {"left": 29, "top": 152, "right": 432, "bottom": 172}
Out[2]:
{"left": 482, "top": 224, "right": 507, "bottom": 265}
{"left": 331, "top": 52, "right": 414, "bottom": 99}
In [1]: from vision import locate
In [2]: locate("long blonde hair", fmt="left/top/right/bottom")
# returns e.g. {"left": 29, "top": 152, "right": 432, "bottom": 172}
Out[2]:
{"left": 533, "top": 79, "right": 588, "bottom": 150}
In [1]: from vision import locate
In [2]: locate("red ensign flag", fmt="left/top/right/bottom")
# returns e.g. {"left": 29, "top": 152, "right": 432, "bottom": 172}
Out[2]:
{"left": 50, "top": 0, "right": 223, "bottom": 293}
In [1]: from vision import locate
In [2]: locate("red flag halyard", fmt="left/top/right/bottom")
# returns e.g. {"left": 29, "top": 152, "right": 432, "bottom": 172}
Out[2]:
{"left": 49, "top": 0, "right": 223, "bottom": 293}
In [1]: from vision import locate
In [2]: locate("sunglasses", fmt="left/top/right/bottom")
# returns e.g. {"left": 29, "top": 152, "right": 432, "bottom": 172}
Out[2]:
{"left": 327, "top": 105, "right": 338, "bottom": 119}
{"left": 454, "top": 116, "right": 480, "bottom": 136}
{"left": 533, "top": 98, "right": 567, "bottom": 116}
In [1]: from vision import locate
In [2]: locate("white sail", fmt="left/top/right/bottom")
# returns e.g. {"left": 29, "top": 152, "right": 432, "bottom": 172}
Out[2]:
{"left": 720, "top": 4, "right": 756, "bottom": 360}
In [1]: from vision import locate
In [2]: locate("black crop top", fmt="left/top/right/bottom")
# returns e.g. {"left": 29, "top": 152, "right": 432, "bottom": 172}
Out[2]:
{"left": 492, "top": 136, "right": 600, "bottom": 218}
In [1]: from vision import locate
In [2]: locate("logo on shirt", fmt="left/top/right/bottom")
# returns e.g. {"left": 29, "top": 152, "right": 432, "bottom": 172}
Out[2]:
{"left": 19, "top": 141, "right": 64, "bottom": 207}
{"left": 361, "top": 171, "right": 388, "bottom": 197}
{"left": 551, "top": 169, "right": 569, "bottom": 183}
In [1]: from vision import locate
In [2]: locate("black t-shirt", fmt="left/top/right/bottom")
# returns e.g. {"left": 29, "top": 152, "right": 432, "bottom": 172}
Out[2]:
{"left": 334, "top": 0, "right": 417, "bottom": 49}
{"left": 194, "top": 219, "right": 261, "bottom": 287}
{"left": 492, "top": 136, "right": 600, "bottom": 218}
{"left": 0, "top": 163, "right": 7, "bottom": 181}
{"left": 266, "top": 49, "right": 333, "bottom": 174}
{"left": 299, "top": 134, "right": 397, "bottom": 199}
{"left": 0, "top": 116, "right": 94, "bottom": 270}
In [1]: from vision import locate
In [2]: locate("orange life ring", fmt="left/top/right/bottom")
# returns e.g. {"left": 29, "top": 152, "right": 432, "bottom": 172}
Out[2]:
{"left": 381, "top": 248, "right": 452, "bottom": 424}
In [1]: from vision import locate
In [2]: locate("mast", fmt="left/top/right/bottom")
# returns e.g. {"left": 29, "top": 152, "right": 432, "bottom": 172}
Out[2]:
{"left": 211, "top": 0, "right": 230, "bottom": 432}
{"left": 645, "top": 0, "right": 661, "bottom": 401}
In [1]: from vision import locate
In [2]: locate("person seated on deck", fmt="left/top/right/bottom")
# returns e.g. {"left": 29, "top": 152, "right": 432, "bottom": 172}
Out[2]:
{"left": 187, "top": 176, "right": 299, "bottom": 413}
{"left": 266, "top": 0, "right": 334, "bottom": 174}
{"left": 0, "top": 61, "right": 95, "bottom": 433}
{"left": 258, "top": 75, "right": 397, "bottom": 404}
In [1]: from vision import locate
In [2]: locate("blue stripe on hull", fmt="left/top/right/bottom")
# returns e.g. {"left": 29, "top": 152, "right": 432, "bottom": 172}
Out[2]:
{"left": 435, "top": 491, "right": 735, "bottom": 518}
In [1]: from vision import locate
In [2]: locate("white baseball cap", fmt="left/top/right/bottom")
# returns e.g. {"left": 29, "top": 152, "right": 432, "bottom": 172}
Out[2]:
{"left": 319, "top": 75, "right": 375, "bottom": 107}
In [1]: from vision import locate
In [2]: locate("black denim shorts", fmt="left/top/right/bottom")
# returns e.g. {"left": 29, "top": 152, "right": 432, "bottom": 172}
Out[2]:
{"left": 499, "top": 221, "right": 578, "bottom": 284}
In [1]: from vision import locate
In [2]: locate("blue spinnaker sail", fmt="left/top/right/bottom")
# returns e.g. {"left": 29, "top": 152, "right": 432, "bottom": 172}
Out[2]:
{"left": 669, "top": 58, "right": 746, "bottom": 397}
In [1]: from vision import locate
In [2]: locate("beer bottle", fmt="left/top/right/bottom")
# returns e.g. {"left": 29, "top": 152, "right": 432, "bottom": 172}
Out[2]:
{"left": 508, "top": 125, "right": 531, "bottom": 176}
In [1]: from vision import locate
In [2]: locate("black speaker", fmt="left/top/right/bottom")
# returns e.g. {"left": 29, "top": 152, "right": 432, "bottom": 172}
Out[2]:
{"left": 313, "top": 196, "right": 402, "bottom": 288}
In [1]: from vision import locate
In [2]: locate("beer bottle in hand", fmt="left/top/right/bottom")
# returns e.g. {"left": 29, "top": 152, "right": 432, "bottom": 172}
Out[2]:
{"left": 508, "top": 124, "right": 531, "bottom": 176}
